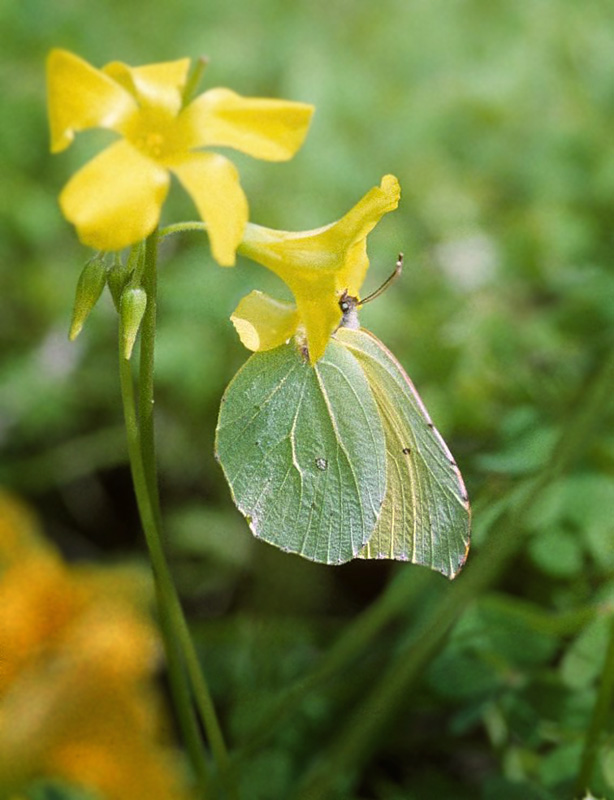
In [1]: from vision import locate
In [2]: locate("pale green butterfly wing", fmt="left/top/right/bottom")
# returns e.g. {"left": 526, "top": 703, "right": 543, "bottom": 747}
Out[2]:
{"left": 335, "top": 327, "right": 470, "bottom": 579}
{"left": 215, "top": 339, "right": 387, "bottom": 564}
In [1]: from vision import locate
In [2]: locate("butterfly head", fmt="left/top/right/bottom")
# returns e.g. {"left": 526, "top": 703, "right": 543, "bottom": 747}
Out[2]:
{"left": 338, "top": 253, "right": 404, "bottom": 332}
{"left": 339, "top": 291, "right": 361, "bottom": 330}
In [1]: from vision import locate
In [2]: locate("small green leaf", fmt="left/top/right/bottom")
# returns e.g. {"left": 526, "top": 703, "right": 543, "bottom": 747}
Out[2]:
{"left": 529, "top": 527, "right": 584, "bottom": 578}
{"left": 215, "top": 339, "right": 387, "bottom": 564}
{"left": 560, "top": 616, "right": 610, "bottom": 689}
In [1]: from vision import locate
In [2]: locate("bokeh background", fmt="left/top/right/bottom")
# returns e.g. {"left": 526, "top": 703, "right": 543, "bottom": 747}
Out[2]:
{"left": 2, "top": 1, "right": 614, "bottom": 798}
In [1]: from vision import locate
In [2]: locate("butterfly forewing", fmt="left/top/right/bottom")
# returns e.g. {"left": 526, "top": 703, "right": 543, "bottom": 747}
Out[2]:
{"left": 335, "top": 328, "right": 470, "bottom": 578}
{"left": 215, "top": 339, "right": 387, "bottom": 564}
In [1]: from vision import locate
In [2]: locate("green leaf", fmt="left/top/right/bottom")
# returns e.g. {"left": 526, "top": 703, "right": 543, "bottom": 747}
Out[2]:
{"left": 528, "top": 526, "right": 584, "bottom": 578}
{"left": 538, "top": 741, "right": 583, "bottom": 790}
{"left": 337, "top": 328, "right": 470, "bottom": 578}
{"left": 560, "top": 616, "right": 610, "bottom": 690}
{"left": 428, "top": 650, "right": 499, "bottom": 699}
{"left": 215, "top": 338, "right": 387, "bottom": 564}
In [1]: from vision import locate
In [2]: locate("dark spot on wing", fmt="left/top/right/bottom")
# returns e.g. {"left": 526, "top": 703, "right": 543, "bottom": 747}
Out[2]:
{"left": 402, "top": 447, "right": 411, "bottom": 455}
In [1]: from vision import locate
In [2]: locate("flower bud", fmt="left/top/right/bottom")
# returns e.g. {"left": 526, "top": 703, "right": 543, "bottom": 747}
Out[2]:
{"left": 107, "top": 255, "right": 134, "bottom": 311}
{"left": 120, "top": 287, "right": 147, "bottom": 360}
{"left": 69, "top": 255, "right": 107, "bottom": 340}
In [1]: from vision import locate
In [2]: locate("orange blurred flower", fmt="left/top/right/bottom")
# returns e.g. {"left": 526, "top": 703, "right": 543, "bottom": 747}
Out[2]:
{"left": 0, "top": 491, "right": 191, "bottom": 800}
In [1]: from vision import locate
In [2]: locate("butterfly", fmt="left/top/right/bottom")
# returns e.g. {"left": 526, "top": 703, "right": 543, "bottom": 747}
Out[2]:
{"left": 215, "top": 255, "right": 470, "bottom": 578}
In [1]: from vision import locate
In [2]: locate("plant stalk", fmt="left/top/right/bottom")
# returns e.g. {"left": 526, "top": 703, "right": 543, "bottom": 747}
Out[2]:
{"left": 118, "top": 345, "right": 210, "bottom": 794}
{"left": 121, "top": 229, "right": 236, "bottom": 798}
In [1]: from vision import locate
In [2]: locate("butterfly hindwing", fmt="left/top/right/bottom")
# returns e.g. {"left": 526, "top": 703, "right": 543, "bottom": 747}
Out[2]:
{"left": 335, "top": 327, "right": 470, "bottom": 578}
{"left": 215, "top": 339, "right": 387, "bottom": 564}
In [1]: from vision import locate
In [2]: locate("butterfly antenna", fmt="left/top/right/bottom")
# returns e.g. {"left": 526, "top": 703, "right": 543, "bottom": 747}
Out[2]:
{"left": 358, "top": 253, "right": 404, "bottom": 306}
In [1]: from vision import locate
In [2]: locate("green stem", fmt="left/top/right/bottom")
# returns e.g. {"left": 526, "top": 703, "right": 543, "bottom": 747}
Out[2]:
{"left": 129, "top": 230, "right": 237, "bottom": 799}
{"left": 175, "top": 610, "right": 234, "bottom": 783}
{"left": 138, "top": 231, "right": 161, "bottom": 517}
{"left": 156, "top": 592, "right": 212, "bottom": 793}
{"left": 159, "top": 221, "right": 208, "bottom": 239}
{"left": 294, "top": 346, "right": 614, "bottom": 799}
{"left": 575, "top": 614, "right": 614, "bottom": 796}
{"left": 118, "top": 347, "right": 210, "bottom": 794}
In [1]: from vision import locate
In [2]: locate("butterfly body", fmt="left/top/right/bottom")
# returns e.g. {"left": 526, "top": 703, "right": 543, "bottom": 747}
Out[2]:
{"left": 339, "top": 291, "right": 361, "bottom": 330}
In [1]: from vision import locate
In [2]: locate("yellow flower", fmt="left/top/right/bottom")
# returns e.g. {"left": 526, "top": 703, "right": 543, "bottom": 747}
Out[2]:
{"left": 47, "top": 48, "right": 314, "bottom": 265}
{"left": 233, "top": 174, "right": 401, "bottom": 363}
{"left": 0, "top": 493, "right": 190, "bottom": 800}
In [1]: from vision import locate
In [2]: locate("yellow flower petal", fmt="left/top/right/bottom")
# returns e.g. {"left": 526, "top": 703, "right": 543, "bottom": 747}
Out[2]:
{"left": 230, "top": 291, "right": 299, "bottom": 351}
{"left": 238, "top": 175, "right": 401, "bottom": 363}
{"left": 332, "top": 174, "right": 401, "bottom": 295}
{"left": 103, "top": 58, "right": 191, "bottom": 116}
{"left": 170, "top": 152, "right": 248, "bottom": 266}
{"left": 47, "top": 49, "right": 137, "bottom": 153}
{"left": 180, "top": 88, "right": 314, "bottom": 160}
{"left": 60, "top": 140, "right": 170, "bottom": 251}
{"left": 293, "top": 275, "right": 342, "bottom": 364}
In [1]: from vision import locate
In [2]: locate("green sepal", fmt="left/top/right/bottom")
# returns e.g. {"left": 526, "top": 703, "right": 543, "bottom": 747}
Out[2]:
{"left": 68, "top": 255, "right": 108, "bottom": 340}
{"left": 120, "top": 287, "right": 147, "bottom": 360}
{"left": 182, "top": 55, "right": 210, "bottom": 106}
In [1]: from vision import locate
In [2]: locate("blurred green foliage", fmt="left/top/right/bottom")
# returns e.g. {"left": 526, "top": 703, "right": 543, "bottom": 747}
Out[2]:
{"left": 3, "top": 0, "right": 614, "bottom": 798}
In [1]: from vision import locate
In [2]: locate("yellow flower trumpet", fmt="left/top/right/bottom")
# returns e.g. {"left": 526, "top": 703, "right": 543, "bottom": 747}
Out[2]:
{"left": 232, "top": 174, "right": 401, "bottom": 363}
{"left": 47, "top": 49, "right": 314, "bottom": 264}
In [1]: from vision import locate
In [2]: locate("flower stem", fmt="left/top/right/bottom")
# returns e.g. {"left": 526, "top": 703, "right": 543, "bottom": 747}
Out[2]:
{"left": 118, "top": 346, "right": 210, "bottom": 794}
{"left": 156, "top": 594, "right": 212, "bottom": 792}
{"left": 159, "top": 221, "right": 208, "bottom": 239}
{"left": 575, "top": 613, "right": 614, "bottom": 795}
{"left": 121, "top": 229, "right": 236, "bottom": 798}
{"left": 138, "top": 231, "right": 161, "bottom": 516}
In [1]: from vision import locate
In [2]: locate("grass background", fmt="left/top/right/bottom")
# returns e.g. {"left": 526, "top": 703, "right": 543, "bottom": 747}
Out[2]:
{"left": 2, "top": 1, "right": 614, "bottom": 797}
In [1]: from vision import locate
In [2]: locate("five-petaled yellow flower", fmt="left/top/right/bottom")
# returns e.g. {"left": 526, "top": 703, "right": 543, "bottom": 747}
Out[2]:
{"left": 231, "top": 174, "right": 401, "bottom": 363}
{"left": 47, "top": 49, "right": 314, "bottom": 264}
